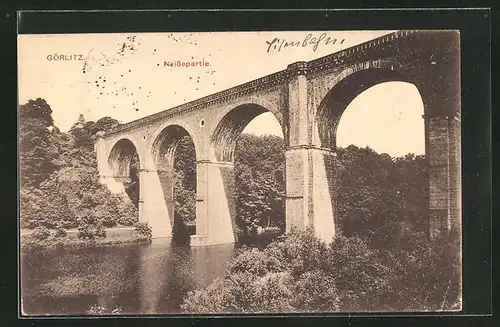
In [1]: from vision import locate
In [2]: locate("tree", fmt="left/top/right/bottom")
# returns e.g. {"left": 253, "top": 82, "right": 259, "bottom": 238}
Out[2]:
{"left": 124, "top": 151, "right": 140, "bottom": 208}
{"left": 91, "top": 117, "right": 120, "bottom": 135}
{"left": 19, "top": 99, "right": 58, "bottom": 186}
{"left": 70, "top": 117, "right": 120, "bottom": 149}
{"left": 19, "top": 98, "right": 54, "bottom": 126}
{"left": 173, "top": 136, "right": 197, "bottom": 225}
{"left": 334, "top": 146, "right": 429, "bottom": 248}
{"left": 234, "top": 134, "right": 285, "bottom": 236}
{"left": 19, "top": 99, "right": 138, "bottom": 230}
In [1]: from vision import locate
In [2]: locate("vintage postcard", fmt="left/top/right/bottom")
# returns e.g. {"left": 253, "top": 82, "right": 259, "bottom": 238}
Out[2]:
{"left": 18, "top": 29, "right": 462, "bottom": 315}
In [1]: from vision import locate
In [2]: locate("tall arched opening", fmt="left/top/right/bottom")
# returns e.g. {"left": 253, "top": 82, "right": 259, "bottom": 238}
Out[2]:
{"left": 151, "top": 125, "right": 197, "bottom": 244}
{"left": 108, "top": 138, "right": 140, "bottom": 206}
{"left": 329, "top": 79, "right": 427, "bottom": 248}
{"left": 107, "top": 138, "right": 140, "bottom": 225}
{"left": 211, "top": 104, "right": 285, "bottom": 244}
{"left": 316, "top": 66, "right": 459, "bottom": 243}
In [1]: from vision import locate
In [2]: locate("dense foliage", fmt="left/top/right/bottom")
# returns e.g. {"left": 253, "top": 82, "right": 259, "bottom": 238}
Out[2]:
{"left": 235, "top": 135, "right": 286, "bottom": 236}
{"left": 19, "top": 99, "right": 58, "bottom": 187}
{"left": 20, "top": 98, "right": 460, "bottom": 312}
{"left": 172, "top": 137, "right": 197, "bottom": 226}
{"left": 20, "top": 99, "right": 138, "bottom": 233}
{"left": 182, "top": 227, "right": 461, "bottom": 313}
{"left": 134, "top": 222, "right": 152, "bottom": 240}
{"left": 178, "top": 135, "right": 455, "bottom": 313}
{"left": 334, "top": 146, "right": 429, "bottom": 249}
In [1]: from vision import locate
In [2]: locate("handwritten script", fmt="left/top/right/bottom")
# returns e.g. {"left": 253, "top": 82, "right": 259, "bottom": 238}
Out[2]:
{"left": 266, "top": 33, "right": 345, "bottom": 53}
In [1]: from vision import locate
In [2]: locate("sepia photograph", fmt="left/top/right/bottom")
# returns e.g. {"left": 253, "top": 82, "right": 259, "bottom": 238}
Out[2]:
{"left": 18, "top": 29, "right": 462, "bottom": 316}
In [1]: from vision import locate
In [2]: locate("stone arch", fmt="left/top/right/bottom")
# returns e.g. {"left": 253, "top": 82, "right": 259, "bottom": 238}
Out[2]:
{"left": 211, "top": 102, "right": 285, "bottom": 162}
{"left": 314, "top": 64, "right": 459, "bottom": 241}
{"left": 151, "top": 124, "right": 197, "bottom": 170}
{"left": 316, "top": 66, "right": 421, "bottom": 150}
{"left": 108, "top": 137, "right": 140, "bottom": 184}
{"left": 150, "top": 121, "right": 199, "bottom": 168}
{"left": 150, "top": 124, "right": 198, "bottom": 234}
{"left": 107, "top": 137, "right": 141, "bottom": 205}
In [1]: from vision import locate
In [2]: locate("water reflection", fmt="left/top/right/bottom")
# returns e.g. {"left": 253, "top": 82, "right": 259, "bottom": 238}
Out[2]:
{"left": 21, "top": 239, "right": 236, "bottom": 315}
{"left": 191, "top": 244, "right": 235, "bottom": 288}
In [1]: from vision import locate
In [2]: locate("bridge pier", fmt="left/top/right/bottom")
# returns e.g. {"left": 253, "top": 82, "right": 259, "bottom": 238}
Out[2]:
{"left": 139, "top": 169, "right": 172, "bottom": 239}
{"left": 191, "top": 160, "right": 236, "bottom": 247}
{"left": 156, "top": 168, "right": 175, "bottom": 227}
{"left": 285, "top": 61, "right": 337, "bottom": 243}
{"left": 426, "top": 115, "right": 461, "bottom": 239}
{"left": 285, "top": 147, "right": 336, "bottom": 242}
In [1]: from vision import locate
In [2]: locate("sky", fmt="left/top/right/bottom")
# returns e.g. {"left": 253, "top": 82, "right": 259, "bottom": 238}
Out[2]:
{"left": 18, "top": 30, "right": 424, "bottom": 156}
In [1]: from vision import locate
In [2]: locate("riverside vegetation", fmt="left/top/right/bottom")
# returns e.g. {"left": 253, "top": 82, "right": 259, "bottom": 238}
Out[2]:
{"left": 20, "top": 98, "right": 151, "bottom": 251}
{"left": 20, "top": 98, "right": 460, "bottom": 312}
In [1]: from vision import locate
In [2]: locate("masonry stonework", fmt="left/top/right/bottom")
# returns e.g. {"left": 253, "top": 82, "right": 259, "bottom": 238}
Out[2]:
{"left": 94, "top": 30, "right": 461, "bottom": 246}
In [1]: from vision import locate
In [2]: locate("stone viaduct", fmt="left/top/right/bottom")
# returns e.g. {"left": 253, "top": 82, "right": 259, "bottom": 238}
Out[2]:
{"left": 95, "top": 30, "right": 461, "bottom": 246}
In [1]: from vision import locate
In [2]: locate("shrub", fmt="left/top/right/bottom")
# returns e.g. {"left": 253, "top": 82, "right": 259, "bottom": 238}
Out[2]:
{"left": 53, "top": 226, "right": 67, "bottom": 238}
{"left": 21, "top": 236, "right": 44, "bottom": 252}
{"left": 326, "top": 235, "right": 395, "bottom": 311}
{"left": 275, "top": 227, "right": 331, "bottom": 277}
{"left": 182, "top": 271, "right": 294, "bottom": 314}
{"left": 182, "top": 228, "right": 339, "bottom": 313}
{"left": 226, "top": 246, "right": 285, "bottom": 277}
{"left": 31, "top": 226, "right": 51, "bottom": 241}
{"left": 77, "top": 215, "right": 106, "bottom": 240}
{"left": 182, "top": 227, "right": 460, "bottom": 313}
{"left": 60, "top": 220, "right": 78, "bottom": 229}
{"left": 101, "top": 217, "right": 117, "bottom": 228}
{"left": 181, "top": 278, "right": 230, "bottom": 313}
{"left": 249, "top": 272, "right": 294, "bottom": 313}
{"left": 134, "top": 222, "right": 152, "bottom": 240}
{"left": 290, "top": 270, "right": 339, "bottom": 312}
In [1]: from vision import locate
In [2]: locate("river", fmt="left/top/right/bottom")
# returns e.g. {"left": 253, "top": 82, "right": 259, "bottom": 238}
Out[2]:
{"left": 20, "top": 238, "right": 237, "bottom": 315}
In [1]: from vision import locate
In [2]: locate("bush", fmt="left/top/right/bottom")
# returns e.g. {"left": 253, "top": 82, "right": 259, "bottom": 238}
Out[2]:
{"left": 77, "top": 215, "right": 106, "bottom": 240}
{"left": 134, "top": 222, "right": 152, "bottom": 240}
{"left": 182, "top": 228, "right": 339, "bottom": 313}
{"left": 249, "top": 272, "right": 294, "bottom": 313}
{"left": 290, "top": 270, "right": 339, "bottom": 312}
{"left": 181, "top": 278, "right": 231, "bottom": 313}
{"left": 276, "top": 227, "right": 331, "bottom": 277}
{"left": 60, "top": 220, "right": 78, "bottom": 229}
{"left": 226, "top": 246, "right": 285, "bottom": 277}
{"left": 53, "top": 226, "right": 67, "bottom": 238}
{"left": 21, "top": 236, "right": 44, "bottom": 252}
{"left": 31, "top": 226, "right": 51, "bottom": 241}
{"left": 326, "top": 235, "right": 395, "bottom": 311}
{"left": 182, "top": 227, "right": 460, "bottom": 313}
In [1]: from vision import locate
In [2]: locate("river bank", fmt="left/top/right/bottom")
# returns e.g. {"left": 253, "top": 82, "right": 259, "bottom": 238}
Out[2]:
{"left": 20, "top": 224, "right": 284, "bottom": 254}
{"left": 20, "top": 227, "right": 151, "bottom": 253}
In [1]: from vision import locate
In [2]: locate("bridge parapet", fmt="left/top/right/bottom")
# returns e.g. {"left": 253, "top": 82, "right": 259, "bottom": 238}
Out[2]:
{"left": 307, "top": 30, "right": 420, "bottom": 75}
